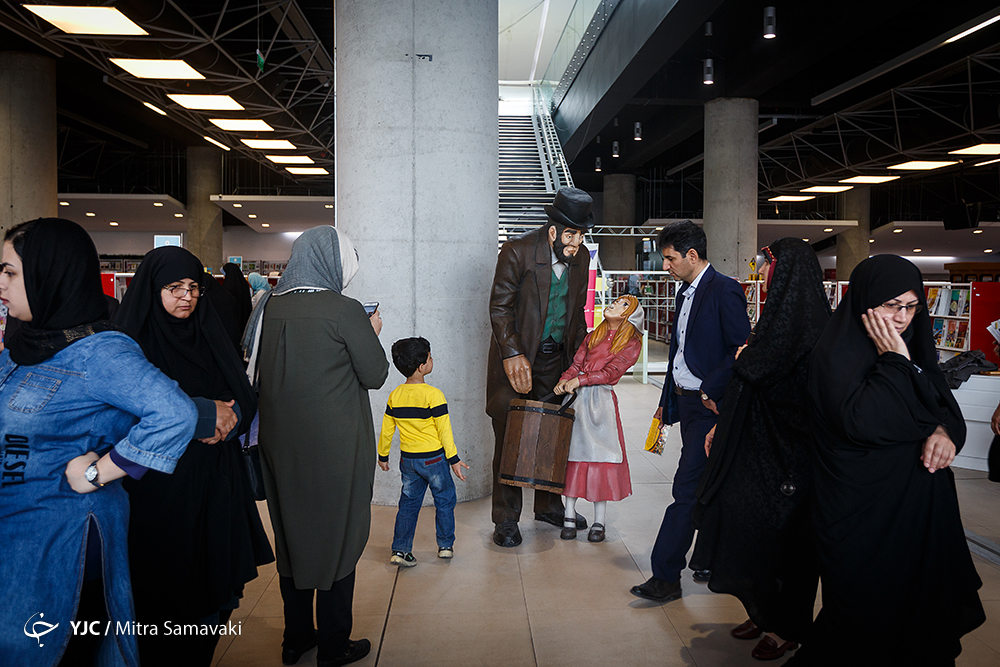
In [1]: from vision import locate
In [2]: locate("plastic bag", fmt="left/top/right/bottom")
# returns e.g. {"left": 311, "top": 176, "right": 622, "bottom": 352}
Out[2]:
{"left": 644, "top": 418, "right": 669, "bottom": 455}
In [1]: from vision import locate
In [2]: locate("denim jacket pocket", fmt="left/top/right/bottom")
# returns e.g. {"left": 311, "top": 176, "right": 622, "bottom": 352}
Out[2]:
{"left": 7, "top": 373, "right": 61, "bottom": 413}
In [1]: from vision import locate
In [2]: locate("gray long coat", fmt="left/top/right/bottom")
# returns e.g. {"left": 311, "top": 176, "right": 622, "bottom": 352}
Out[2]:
{"left": 258, "top": 291, "right": 389, "bottom": 589}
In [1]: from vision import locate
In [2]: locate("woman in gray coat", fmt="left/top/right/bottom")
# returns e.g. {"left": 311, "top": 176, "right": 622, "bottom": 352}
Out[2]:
{"left": 244, "top": 226, "right": 388, "bottom": 667}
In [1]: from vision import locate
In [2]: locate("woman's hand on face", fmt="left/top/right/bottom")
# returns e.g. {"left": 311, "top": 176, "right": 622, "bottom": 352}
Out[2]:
{"left": 921, "top": 425, "right": 956, "bottom": 473}
{"left": 370, "top": 309, "right": 383, "bottom": 336}
{"left": 65, "top": 451, "right": 101, "bottom": 494}
{"left": 862, "top": 309, "right": 910, "bottom": 360}
{"left": 704, "top": 425, "right": 716, "bottom": 457}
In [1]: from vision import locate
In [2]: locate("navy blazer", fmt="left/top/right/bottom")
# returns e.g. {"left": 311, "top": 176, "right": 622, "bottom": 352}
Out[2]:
{"left": 658, "top": 264, "right": 751, "bottom": 423}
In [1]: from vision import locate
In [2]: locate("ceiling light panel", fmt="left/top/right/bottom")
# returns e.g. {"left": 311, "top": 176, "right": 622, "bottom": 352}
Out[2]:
{"left": 143, "top": 102, "right": 167, "bottom": 116}
{"left": 24, "top": 5, "right": 147, "bottom": 35}
{"left": 209, "top": 119, "right": 274, "bottom": 131}
{"left": 168, "top": 94, "right": 244, "bottom": 110}
{"left": 242, "top": 139, "right": 296, "bottom": 149}
{"left": 948, "top": 144, "right": 1000, "bottom": 155}
{"left": 265, "top": 155, "right": 315, "bottom": 164}
{"left": 839, "top": 175, "right": 900, "bottom": 183}
{"left": 286, "top": 167, "right": 329, "bottom": 175}
{"left": 888, "top": 160, "right": 957, "bottom": 170}
{"left": 110, "top": 59, "right": 203, "bottom": 79}
{"left": 203, "top": 136, "right": 231, "bottom": 151}
{"left": 801, "top": 186, "right": 853, "bottom": 193}
{"left": 768, "top": 195, "right": 815, "bottom": 202}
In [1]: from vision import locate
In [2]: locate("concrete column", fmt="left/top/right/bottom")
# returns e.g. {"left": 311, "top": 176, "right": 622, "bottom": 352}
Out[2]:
{"left": 597, "top": 174, "right": 637, "bottom": 270}
{"left": 0, "top": 53, "right": 57, "bottom": 236}
{"left": 186, "top": 146, "right": 223, "bottom": 272}
{"left": 836, "top": 186, "right": 871, "bottom": 281}
{"left": 336, "top": 0, "right": 497, "bottom": 504}
{"left": 703, "top": 98, "right": 758, "bottom": 279}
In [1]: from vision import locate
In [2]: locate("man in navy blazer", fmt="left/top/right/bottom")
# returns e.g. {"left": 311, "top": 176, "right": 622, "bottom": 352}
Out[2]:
{"left": 631, "top": 220, "right": 750, "bottom": 603}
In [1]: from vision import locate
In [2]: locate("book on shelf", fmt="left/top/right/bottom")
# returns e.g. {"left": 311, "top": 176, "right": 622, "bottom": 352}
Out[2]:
{"left": 956, "top": 321, "right": 969, "bottom": 350}
{"left": 932, "top": 288, "right": 952, "bottom": 316}
{"left": 945, "top": 319, "right": 958, "bottom": 347}
{"left": 961, "top": 289, "right": 971, "bottom": 317}
{"left": 988, "top": 318, "right": 1000, "bottom": 345}
{"left": 932, "top": 318, "right": 945, "bottom": 346}
{"left": 926, "top": 287, "right": 939, "bottom": 315}
{"left": 949, "top": 289, "right": 961, "bottom": 317}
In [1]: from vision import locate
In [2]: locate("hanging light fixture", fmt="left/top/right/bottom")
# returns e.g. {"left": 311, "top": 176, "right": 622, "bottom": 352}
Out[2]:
{"left": 634, "top": 122, "right": 642, "bottom": 141}
{"left": 764, "top": 7, "right": 776, "bottom": 39}
{"left": 595, "top": 157, "right": 602, "bottom": 172}
{"left": 703, "top": 58, "right": 714, "bottom": 85}
{"left": 612, "top": 141, "right": 620, "bottom": 158}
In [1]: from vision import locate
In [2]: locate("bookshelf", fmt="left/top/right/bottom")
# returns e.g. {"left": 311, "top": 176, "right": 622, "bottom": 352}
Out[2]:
{"left": 926, "top": 282, "right": 972, "bottom": 359}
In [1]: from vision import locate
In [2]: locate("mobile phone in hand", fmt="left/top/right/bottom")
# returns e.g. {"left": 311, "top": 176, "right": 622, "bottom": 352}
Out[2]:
{"left": 363, "top": 301, "right": 379, "bottom": 316}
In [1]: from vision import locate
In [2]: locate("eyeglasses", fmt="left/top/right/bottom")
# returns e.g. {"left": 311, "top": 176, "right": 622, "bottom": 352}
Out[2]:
{"left": 878, "top": 301, "right": 922, "bottom": 314}
{"left": 163, "top": 284, "right": 201, "bottom": 298}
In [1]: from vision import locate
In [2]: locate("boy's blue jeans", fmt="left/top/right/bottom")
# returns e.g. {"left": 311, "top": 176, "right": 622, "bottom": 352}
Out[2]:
{"left": 391, "top": 453, "right": 457, "bottom": 553}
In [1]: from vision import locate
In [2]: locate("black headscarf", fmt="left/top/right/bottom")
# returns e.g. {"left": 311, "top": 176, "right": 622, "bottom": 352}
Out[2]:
{"left": 808, "top": 254, "right": 957, "bottom": 442}
{"left": 222, "top": 263, "right": 252, "bottom": 333}
{"left": 114, "top": 246, "right": 256, "bottom": 437}
{"left": 5, "top": 218, "right": 119, "bottom": 366}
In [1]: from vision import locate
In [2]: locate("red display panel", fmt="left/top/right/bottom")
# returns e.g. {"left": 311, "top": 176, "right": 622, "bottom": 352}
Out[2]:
{"left": 970, "top": 282, "right": 1000, "bottom": 365}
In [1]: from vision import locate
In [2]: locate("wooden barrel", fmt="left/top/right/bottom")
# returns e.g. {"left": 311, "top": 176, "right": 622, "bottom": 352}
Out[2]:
{"left": 499, "top": 397, "right": 575, "bottom": 493}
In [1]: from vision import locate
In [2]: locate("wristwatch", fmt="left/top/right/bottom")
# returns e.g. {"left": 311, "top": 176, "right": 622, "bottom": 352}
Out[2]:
{"left": 84, "top": 461, "right": 105, "bottom": 488}
{"left": 700, "top": 392, "right": 710, "bottom": 402}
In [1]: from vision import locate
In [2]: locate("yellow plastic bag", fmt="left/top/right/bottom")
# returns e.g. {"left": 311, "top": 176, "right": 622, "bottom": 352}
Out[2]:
{"left": 644, "top": 418, "right": 664, "bottom": 455}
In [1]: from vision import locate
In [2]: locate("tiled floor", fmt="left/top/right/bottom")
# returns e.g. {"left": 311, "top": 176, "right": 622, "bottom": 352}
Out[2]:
{"left": 213, "top": 377, "right": 1000, "bottom": 667}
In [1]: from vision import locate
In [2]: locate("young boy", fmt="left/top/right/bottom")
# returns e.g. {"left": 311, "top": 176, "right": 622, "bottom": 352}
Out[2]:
{"left": 379, "top": 337, "right": 469, "bottom": 567}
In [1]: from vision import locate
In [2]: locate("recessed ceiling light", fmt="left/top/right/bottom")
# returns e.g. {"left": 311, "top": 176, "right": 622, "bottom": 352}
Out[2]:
{"left": 888, "top": 160, "right": 957, "bottom": 170}
{"left": 973, "top": 229, "right": 984, "bottom": 234}
{"left": 242, "top": 139, "right": 296, "bottom": 149}
{"left": 944, "top": 14, "right": 1000, "bottom": 44}
{"left": 286, "top": 167, "right": 329, "bottom": 175}
{"left": 801, "top": 186, "right": 853, "bottom": 193}
{"left": 261, "top": 223, "right": 270, "bottom": 228}
{"left": 167, "top": 94, "right": 244, "bottom": 110}
{"left": 209, "top": 119, "right": 273, "bottom": 131}
{"left": 248, "top": 214, "right": 257, "bottom": 219}
{"left": 913, "top": 248, "right": 922, "bottom": 252}
{"left": 768, "top": 195, "right": 815, "bottom": 202}
{"left": 110, "top": 58, "right": 203, "bottom": 79}
{"left": 802, "top": 238, "right": 810, "bottom": 242}
{"left": 153, "top": 202, "right": 164, "bottom": 207}
{"left": 203, "top": 136, "right": 230, "bottom": 151}
{"left": 23, "top": 5, "right": 147, "bottom": 35}
{"left": 948, "top": 143, "right": 1000, "bottom": 155}
{"left": 324, "top": 204, "right": 334, "bottom": 209}
{"left": 893, "top": 228, "right": 903, "bottom": 233}
{"left": 109, "top": 221, "right": 119, "bottom": 226}
{"left": 823, "top": 228, "right": 834, "bottom": 232}
{"left": 59, "top": 201, "right": 69, "bottom": 206}
{"left": 174, "top": 213, "right": 184, "bottom": 218}
{"left": 233, "top": 203, "right": 242, "bottom": 208}
{"left": 986, "top": 249, "right": 994, "bottom": 253}
{"left": 143, "top": 102, "right": 167, "bottom": 116}
{"left": 869, "top": 239, "right": 875, "bottom": 243}
{"left": 85, "top": 212, "right": 95, "bottom": 217}
{"left": 975, "top": 157, "right": 1000, "bottom": 167}
{"left": 839, "top": 175, "right": 900, "bottom": 184}
{"left": 265, "top": 155, "right": 315, "bottom": 164}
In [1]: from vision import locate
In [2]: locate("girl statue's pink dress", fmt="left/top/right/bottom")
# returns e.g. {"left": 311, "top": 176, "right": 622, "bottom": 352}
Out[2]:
{"left": 559, "top": 330, "right": 641, "bottom": 502}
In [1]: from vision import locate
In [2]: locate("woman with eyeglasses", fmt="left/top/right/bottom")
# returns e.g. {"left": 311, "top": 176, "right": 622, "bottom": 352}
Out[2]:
{"left": 787, "top": 255, "right": 985, "bottom": 667}
{"left": 115, "top": 246, "right": 274, "bottom": 667}
{"left": 0, "top": 219, "right": 197, "bottom": 667}
{"left": 690, "top": 239, "right": 829, "bottom": 661}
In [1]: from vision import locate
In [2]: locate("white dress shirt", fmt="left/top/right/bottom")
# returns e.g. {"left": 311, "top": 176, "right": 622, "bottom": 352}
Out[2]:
{"left": 672, "top": 263, "right": 710, "bottom": 391}
{"left": 551, "top": 248, "right": 566, "bottom": 279}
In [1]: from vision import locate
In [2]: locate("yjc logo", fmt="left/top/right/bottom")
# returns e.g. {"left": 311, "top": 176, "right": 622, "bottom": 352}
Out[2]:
{"left": 24, "top": 613, "right": 59, "bottom": 647}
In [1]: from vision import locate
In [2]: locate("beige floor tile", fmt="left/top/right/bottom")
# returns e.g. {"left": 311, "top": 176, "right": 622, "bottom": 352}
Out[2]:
{"left": 971, "top": 600, "right": 1000, "bottom": 654}
{"left": 973, "top": 557, "right": 1000, "bottom": 602}
{"left": 957, "top": 634, "right": 1000, "bottom": 667}
{"left": 530, "top": 608, "right": 695, "bottom": 667}
{"left": 958, "top": 481, "right": 1000, "bottom": 529}
{"left": 389, "top": 549, "right": 527, "bottom": 614}
{"left": 377, "top": 610, "right": 535, "bottom": 666}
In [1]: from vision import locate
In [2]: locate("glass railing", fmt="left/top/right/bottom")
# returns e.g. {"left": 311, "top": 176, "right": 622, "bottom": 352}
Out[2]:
{"left": 539, "top": 0, "right": 618, "bottom": 112}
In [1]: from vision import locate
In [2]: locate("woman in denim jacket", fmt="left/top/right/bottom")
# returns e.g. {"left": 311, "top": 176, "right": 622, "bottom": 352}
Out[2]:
{"left": 0, "top": 218, "right": 198, "bottom": 667}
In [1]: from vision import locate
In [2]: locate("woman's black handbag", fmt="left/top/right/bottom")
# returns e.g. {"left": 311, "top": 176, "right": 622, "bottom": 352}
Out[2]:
{"left": 242, "top": 414, "right": 266, "bottom": 501}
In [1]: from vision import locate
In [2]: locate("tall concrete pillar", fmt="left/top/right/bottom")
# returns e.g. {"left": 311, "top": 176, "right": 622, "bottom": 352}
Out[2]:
{"left": 597, "top": 174, "right": 637, "bottom": 270}
{"left": 186, "top": 146, "right": 223, "bottom": 272}
{"left": 0, "top": 53, "right": 57, "bottom": 236}
{"left": 836, "top": 186, "right": 871, "bottom": 281}
{"left": 703, "top": 98, "right": 758, "bottom": 279}
{"left": 336, "top": 0, "right": 497, "bottom": 504}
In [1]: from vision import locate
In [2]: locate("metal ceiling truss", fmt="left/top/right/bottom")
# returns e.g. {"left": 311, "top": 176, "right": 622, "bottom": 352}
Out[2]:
{"left": 0, "top": 0, "right": 334, "bottom": 184}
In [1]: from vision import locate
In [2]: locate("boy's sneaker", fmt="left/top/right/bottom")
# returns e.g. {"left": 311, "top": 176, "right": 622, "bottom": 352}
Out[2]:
{"left": 437, "top": 547, "right": 454, "bottom": 559}
{"left": 390, "top": 551, "right": 417, "bottom": 567}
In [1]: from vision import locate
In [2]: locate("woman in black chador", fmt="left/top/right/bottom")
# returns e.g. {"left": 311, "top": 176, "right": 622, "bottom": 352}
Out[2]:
{"left": 690, "top": 238, "right": 829, "bottom": 661}
{"left": 787, "top": 255, "right": 985, "bottom": 667}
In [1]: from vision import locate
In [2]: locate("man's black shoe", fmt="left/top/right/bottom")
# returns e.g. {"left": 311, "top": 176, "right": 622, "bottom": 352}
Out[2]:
{"left": 318, "top": 639, "right": 372, "bottom": 667}
{"left": 629, "top": 576, "right": 682, "bottom": 603}
{"left": 692, "top": 569, "right": 711, "bottom": 583}
{"left": 534, "top": 511, "right": 587, "bottom": 529}
{"left": 281, "top": 635, "right": 318, "bottom": 665}
{"left": 493, "top": 520, "right": 522, "bottom": 547}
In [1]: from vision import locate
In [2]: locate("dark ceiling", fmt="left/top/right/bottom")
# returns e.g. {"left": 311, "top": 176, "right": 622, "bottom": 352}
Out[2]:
{"left": 560, "top": 0, "right": 1000, "bottom": 228}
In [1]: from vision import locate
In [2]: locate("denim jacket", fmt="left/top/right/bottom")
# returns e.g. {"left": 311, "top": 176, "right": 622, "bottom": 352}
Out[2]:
{"left": 0, "top": 332, "right": 196, "bottom": 667}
